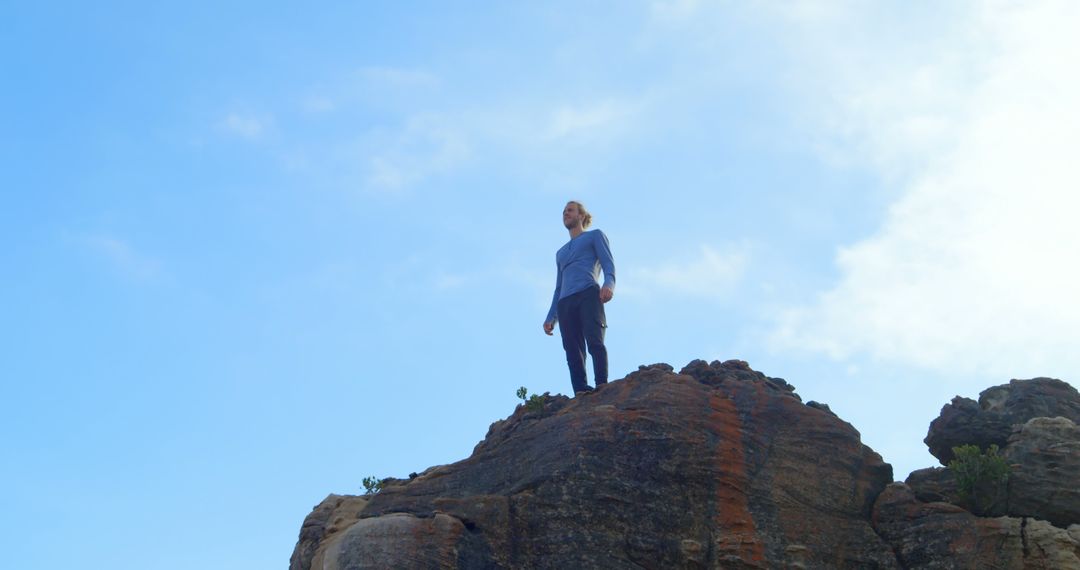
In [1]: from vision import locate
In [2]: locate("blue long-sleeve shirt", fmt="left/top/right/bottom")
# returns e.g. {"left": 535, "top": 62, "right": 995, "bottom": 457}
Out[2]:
{"left": 545, "top": 229, "right": 616, "bottom": 324}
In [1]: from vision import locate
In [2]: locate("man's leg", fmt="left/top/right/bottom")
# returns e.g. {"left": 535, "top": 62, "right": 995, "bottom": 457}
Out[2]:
{"left": 557, "top": 294, "right": 589, "bottom": 393}
{"left": 583, "top": 289, "right": 608, "bottom": 386}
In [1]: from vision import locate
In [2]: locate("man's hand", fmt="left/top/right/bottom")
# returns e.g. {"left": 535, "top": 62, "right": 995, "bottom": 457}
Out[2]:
{"left": 543, "top": 321, "right": 555, "bottom": 335}
{"left": 599, "top": 286, "right": 614, "bottom": 303}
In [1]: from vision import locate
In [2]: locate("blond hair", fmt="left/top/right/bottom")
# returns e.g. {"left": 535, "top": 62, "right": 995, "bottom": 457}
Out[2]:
{"left": 567, "top": 200, "right": 593, "bottom": 229}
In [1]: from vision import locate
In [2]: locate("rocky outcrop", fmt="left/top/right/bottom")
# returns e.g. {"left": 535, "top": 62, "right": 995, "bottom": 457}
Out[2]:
{"left": 910, "top": 379, "right": 1080, "bottom": 529}
{"left": 872, "top": 483, "right": 1080, "bottom": 569}
{"left": 902, "top": 416, "right": 1080, "bottom": 526}
{"left": 924, "top": 378, "right": 1080, "bottom": 464}
{"left": 293, "top": 368, "right": 1080, "bottom": 569}
{"left": 290, "top": 494, "right": 369, "bottom": 570}
{"left": 292, "top": 360, "right": 897, "bottom": 569}
{"left": 876, "top": 378, "right": 1080, "bottom": 569}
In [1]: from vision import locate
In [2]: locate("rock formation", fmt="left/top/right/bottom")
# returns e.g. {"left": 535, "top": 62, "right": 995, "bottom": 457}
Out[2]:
{"left": 873, "top": 483, "right": 1080, "bottom": 569}
{"left": 882, "top": 377, "right": 1080, "bottom": 568}
{"left": 292, "top": 361, "right": 896, "bottom": 568}
{"left": 291, "top": 364, "right": 1080, "bottom": 569}
{"left": 924, "top": 377, "right": 1080, "bottom": 464}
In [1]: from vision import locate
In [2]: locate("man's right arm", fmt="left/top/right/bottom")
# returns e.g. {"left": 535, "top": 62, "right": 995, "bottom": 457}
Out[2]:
{"left": 543, "top": 259, "right": 562, "bottom": 334}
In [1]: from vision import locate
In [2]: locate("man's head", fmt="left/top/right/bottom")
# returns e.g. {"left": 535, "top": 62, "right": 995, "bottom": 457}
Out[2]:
{"left": 563, "top": 201, "right": 592, "bottom": 230}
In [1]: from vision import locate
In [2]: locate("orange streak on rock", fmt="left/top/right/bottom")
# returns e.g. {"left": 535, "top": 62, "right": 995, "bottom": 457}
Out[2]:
{"left": 708, "top": 390, "right": 767, "bottom": 567}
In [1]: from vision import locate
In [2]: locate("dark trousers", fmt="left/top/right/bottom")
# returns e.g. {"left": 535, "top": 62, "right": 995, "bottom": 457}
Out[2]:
{"left": 556, "top": 286, "right": 608, "bottom": 393}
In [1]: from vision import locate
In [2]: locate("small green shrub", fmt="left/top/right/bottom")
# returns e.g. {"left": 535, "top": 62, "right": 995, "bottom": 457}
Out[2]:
{"left": 361, "top": 475, "right": 384, "bottom": 495}
{"left": 948, "top": 444, "right": 1010, "bottom": 514}
{"left": 516, "top": 386, "right": 546, "bottom": 413}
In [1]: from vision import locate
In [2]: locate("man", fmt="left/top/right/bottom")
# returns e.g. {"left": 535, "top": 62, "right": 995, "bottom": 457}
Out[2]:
{"left": 543, "top": 201, "right": 616, "bottom": 395}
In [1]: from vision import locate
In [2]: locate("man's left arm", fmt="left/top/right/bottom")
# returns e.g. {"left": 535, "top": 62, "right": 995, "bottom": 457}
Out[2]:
{"left": 595, "top": 231, "right": 616, "bottom": 303}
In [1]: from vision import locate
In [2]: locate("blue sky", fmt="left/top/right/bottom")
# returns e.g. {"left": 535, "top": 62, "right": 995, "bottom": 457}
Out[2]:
{"left": 4, "top": 2, "right": 1079, "bottom": 568}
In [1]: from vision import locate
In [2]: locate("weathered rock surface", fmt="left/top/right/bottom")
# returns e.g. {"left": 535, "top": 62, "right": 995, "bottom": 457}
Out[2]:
{"left": 879, "top": 378, "right": 1080, "bottom": 568}
{"left": 872, "top": 483, "right": 1080, "bottom": 569}
{"left": 290, "top": 494, "right": 369, "bottom": 570}
{"left": 924, "top": 377, "right": 1080, "bottom": 464}
{"left": 292, "top": 360, "right": 897, "bottom": 569}
{"left": 1003, "top": 416, "right": 1080, "bottom": 528}
{"left": 293, "top": 368, "right": 1080, "bottom": 569}
{"left": 911, "top": 379, "right": 1080, "bottom": 530}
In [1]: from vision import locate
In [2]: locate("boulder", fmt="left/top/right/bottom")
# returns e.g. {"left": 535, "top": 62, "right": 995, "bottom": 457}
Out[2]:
{"left": 917, "top": 379, "right": 1080, "bottom": 530}
{"left": 905, "top": 467, "right": 961, "bottom": 505}
{"left": 289, "top": 494, "right": 369, "bottom": 570}
{"left": 925, "top": 378, "right": 1080, "bottom": 464}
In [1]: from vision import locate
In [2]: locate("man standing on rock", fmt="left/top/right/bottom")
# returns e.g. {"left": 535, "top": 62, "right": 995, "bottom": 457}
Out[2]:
{"left": 543, "top": 200, "right": 616, "bottom": 395}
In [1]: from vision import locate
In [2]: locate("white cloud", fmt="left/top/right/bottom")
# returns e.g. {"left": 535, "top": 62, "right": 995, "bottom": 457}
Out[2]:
{"left": 364, "top": 114, "right": 472, "bottom": 191}
{"left": 284, "top": 60, "right": 647, "bottom": 191}
{"left": 296, "top": 67, "right": 436, "bottom": 117}
{"left": 626, "top": 244, "right": 748, "bottom": 299}
{"left": 750, "top": 2, "right": 990, "bottom": 177}
{"left": 302, "top": 95, "right": 336, "bottom": 114}
{"left": 434, "top": 273, "right": 468, "bottom": 290}
{"left": 544, "top": 99, "right": 642, "bottom": 141}
{"left": 650, "top": 0, "right": 701, "bottom": 21}
{"left": 220, "top": 113, "right": 271, "bottom": 140}
{"left": 359, "top": 66, "right": 439, "bottom": 88}
{"left": 774, "top": 0, "right": 1080, "bottom": 378}
{"left": 80, "top": 235, "right": 162, "bottom": 281}
{"left": 358, "top": 95, "right": 645, "bottom": 191}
